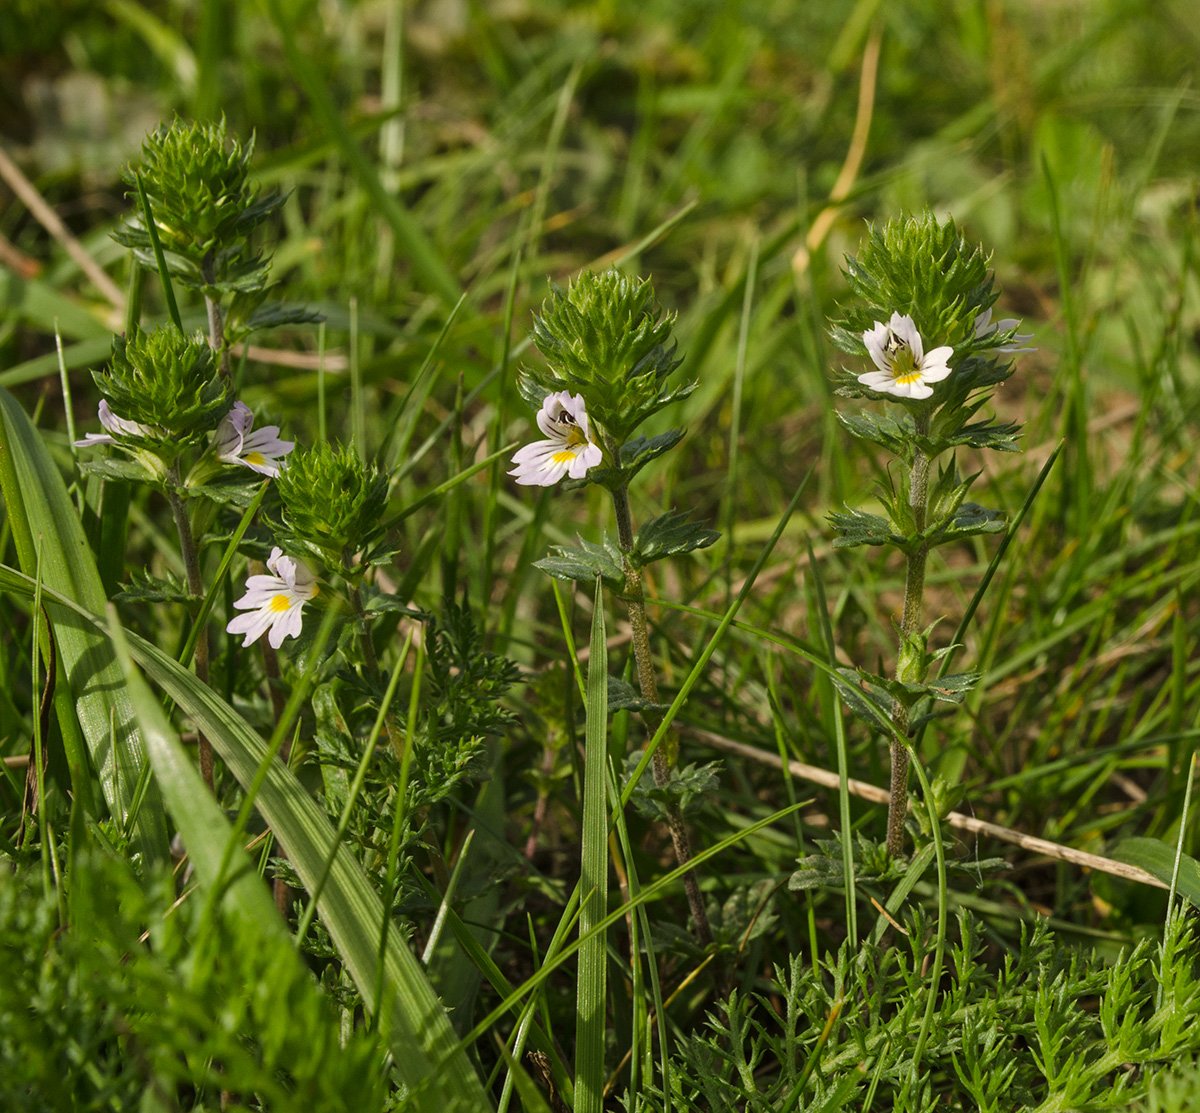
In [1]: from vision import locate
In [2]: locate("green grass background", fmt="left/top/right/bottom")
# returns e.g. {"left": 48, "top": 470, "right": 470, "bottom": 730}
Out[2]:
{"left": 3, "top": 0, "right": 1200, "bottom": 1108}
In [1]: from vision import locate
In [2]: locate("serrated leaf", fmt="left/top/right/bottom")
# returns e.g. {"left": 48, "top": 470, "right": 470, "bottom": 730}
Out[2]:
{"left": 624, "top": 754, "right": 722, "bottom": 822}
{"left": 188, "top": 478, "right": 261, "bottom": 508}
{"left": 938, "top": 502, "right": 1006, "bottom": 541}
{"left": 362, "top": 590, "right": 423, "bottom": 617}
{"left": 631, "top": 509, "right": 719, "bottom": 566}
{"left": 951, "top": 419, "right": 1022, "bottom": 452}
{"left": 620, "top": 428, "right": 685, "bottom": 473}
{"left": 246, "top": 301, "right": 326, "bottom": 331}
{"left": 77, "top": 455, "right": 159, "bottom": 484}
{"left": 828, "top": 507, "right": 902, "bottom": 549}
{"left": 836, "top": 410, "right": 910, "bottom": 455}
{"left": 924, "top": 671, "right": 980, "bottom": 704}
{"left": 534, "top": 537, "right": 625, "bottom": 588}
{"left": 113, "top": 569, "right": 193, "bottom": 604}
{"left": 832, "top": 667, "right": 895, "bottom": 733}
{"left": 607, "top": 675, "right": 665, "bottom": 713}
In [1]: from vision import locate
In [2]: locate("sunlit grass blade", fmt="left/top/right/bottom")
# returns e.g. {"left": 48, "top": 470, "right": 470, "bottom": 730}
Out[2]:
{"left": 0, "top": 387, "right": 168, "bottom": 859}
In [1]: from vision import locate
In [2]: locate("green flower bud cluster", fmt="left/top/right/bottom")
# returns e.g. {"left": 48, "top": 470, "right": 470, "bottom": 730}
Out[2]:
{"left": 829, "top": 213, "right": 1011, "bottom": 406}
{"left": 521, "top": 269, "right": 695, "bottom": 449}
{"left": 93, "top": 325, "right": 230, "bottom": 447}
{"left": 274, "top": 442, "right": 390, "bottom": 567}
{"left": 113, "top": 117, "right": 284, "bottom": 295}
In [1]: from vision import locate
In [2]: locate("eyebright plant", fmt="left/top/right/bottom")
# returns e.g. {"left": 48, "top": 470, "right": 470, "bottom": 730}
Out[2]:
{"left": 79, "top": 325, "right": 229, "bottom": 465}
{"left": 827, "top": 213, "right": 1032, "bottom": 855}
{"left": 272, "top": 441, "right": 390, "bottom": 571}
{"left": 113, "top": 116, "right": 319, "bottom": 375}
{"left": 225, "top": 440, "right": 395, "bottom": 667}
{"left": 112, "top": 116, "right": 284, "bottom": 297}
{"left": 512, "top": 267, "right": 719, "bottom": 946}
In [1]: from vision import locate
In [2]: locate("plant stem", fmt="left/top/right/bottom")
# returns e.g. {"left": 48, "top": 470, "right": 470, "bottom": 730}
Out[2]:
{"left": 348, "top": 582, "right": 381, "bottom": 678}
{"left": 611, "top": 485, "right": 713, "bottom": 946}
{"left": 886, "top": 412, "right": 931, "bottom": 856}
{"left": 167, "top": 476, "right": 214, "bottom": 788}
{"left": 201, "top": 260, "right": 231, "bottom": 378}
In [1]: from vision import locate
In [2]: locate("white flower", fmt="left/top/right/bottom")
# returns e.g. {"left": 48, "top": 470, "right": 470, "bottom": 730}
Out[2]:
{"left": 974, "top": 307, "right": 1034, "bottom": 353}
{"left": 859, "top": 313, "right": 954, "bottom": 401}
{"left": 509, "top": 391, "right": 603, "bottom": 487}
{"left": 74, "top": 399, "right": 153, "bottom": 447}
{"left": 225, "top": 547, "right": 318, "bottom": 649}
{"left": 214, "top": 401, "right": 294, "bottom": 477}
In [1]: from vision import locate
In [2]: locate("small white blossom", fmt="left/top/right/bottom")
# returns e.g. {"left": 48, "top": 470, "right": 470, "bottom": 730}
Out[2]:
{"left": 509, "top": 391, "right": 603, "bottom": 487}
{"left": 859, "top": 312, "right": 954, "bottom": 401}
{"left": 974, "top": 307, "right": 1034, "bottom": 353}
{"left": 74, "top": 399, "right": 152, "bottom": 447}
{"left": 226, "top": 546, "right": 318, "bottom": 649}
{"left": 214, "top": 401, "right": 294, "bottom": 477}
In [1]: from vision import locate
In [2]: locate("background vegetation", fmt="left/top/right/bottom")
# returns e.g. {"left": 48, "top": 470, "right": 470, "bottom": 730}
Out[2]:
{"left": 3, "top": 0, "right": 1200, "bottom": 1108}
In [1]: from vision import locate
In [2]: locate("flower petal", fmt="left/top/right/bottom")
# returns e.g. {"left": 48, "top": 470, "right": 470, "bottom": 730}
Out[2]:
{"left": 862, "top": 321, "right": 892, "bottom": 372}
{"left": 887, "top": 313, "right": 923, "bottom": 363}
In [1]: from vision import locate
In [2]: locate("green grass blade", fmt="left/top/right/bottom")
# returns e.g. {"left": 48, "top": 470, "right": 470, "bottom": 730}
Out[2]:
{"left": 0, "top": 565, "right": 492, "bottom": 1112}
{"left": 107, "top": 606, "right": 291, "bottom": 940}
{"left": 575, "top": 576, "right": 609, "bottom": 1113}
{"left": 0, "top": 387, "right": 169, "bottom": 859}
{"left": 264, "top": 0, "right": 461, "bottom": 307}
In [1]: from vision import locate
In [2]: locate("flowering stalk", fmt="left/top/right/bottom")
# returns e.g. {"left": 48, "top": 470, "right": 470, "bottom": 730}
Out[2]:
{"left": 514, "top": 270, "right": 720, "bottom": 946}
{"left": 828, "top": 214, "right": 1032, "bottom": 858}
{"left": 611, "top": 484, "right": 713, "bottom": 946}
{"left": 887, "top": 410, "right": 930, "bottom": 855}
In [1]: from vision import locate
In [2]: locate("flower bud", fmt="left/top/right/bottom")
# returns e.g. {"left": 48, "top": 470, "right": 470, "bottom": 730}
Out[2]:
{"left": 522, "top": 269, "right": 693, "bottom": 446}
{"left": 91, "top": 326, "right": 230, "bottom": 448}
{"left": 273, "top": 442, "right": 389, "bottom": 563}
{"left": 113, "top": 117, "right": 283, "bottom": 293}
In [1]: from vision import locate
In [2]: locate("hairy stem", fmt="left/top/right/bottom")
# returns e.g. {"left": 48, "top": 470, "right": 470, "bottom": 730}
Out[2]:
{"left": 611, "top": 485, "right": 713, "bottom": 946}
{"left": 886, "top": 412, "right": 931, "bottom": 856}
{"left": 167, "top": 478, "right": 213, "bottom": 789}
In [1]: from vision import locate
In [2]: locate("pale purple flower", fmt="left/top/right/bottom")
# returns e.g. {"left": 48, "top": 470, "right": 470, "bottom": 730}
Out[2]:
{"left": 509, "top": 391, "right": 603, "bottom": 487}
{"left": 226, "top": 546, "right": 318, "bottom": 649}
{"left": 859, "top": 313, "right": 954, "bottom": 401}
{"left": 974, "top": 307, "right": 1034, "bottom": 354}
{"left": 214, "top": 401, "right": 293, "bottom": 478}
{"left": 74, "top": 399, "right": 152, "bottom": 447}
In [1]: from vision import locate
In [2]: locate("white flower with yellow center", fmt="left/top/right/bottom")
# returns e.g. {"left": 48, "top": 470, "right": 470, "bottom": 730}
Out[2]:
{"left": 214, "top": 401, "right": 294, "bottom": 477}
{"left": 226, "top": 547, "right": 318, "bottom": 649}
{"left": 858, "top": 312, "right": 954, "bottom": 401}
{"left": 973, "top": 307, "right": 1034, "bottom": 353}
{"left": 74, "top": 399, "right": 153, "bottom": 447}
{"left": 509, "top": 391, "right": 603, "bottom": 487}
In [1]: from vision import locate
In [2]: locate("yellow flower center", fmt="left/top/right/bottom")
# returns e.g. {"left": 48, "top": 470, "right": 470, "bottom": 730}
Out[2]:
{"left": 551, "top": 450, "right": 577, "bottom": 464}
{"left": 245, "top": 451, "right": 266, "bottom": 466}
{"left": 269, "top": 594, "right": 292, "bottom": 613}
{"left": 890, "top": 349, "right": 922, "bottom": 384}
